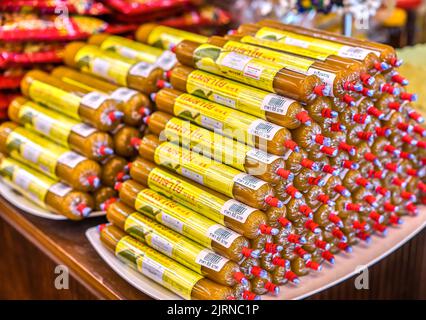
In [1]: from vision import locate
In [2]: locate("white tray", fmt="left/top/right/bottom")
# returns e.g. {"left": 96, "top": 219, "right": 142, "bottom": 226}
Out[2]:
{"left": 86, "top": 227, "right": 181, "bottom": 300}
{"left": 0, "top": 179, "right": 105, "bottom": 220}
{"left": 87, "top": 208, "right": 426, "bottom": 300}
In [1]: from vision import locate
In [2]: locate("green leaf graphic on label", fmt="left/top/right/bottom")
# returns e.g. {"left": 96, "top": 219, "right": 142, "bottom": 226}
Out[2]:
{"left": 260, "top": 34, "right": 279, "bottom": 41}
{"left": 6, "top": 138, "right": 23, "bottom": 154}
{"left": 20, "top": 110, "right": 35, "bottom": 125}
{"left": 195, "top": 47, "right": 221, "bottom": 61}
{"left": 152, "top": 40, "right": 164, "bottom": 49}
{"left": 0, "top": 165, "right": 14, "bottom": 179}
{"left": 76, "top": 55, "right": 91, "bottom": 69}
{"left": 126, "top": 225, "right": 146, "bottom": 242}
{"left": 139, "top": 204, "right": 161, "bottom": 219}
{"left": 191, "top": 88, "right": 210, "bottom": 99}
{"left": 117, "top": 249, "right": 138, "bottom": 266}
{"left": 177, "top": 110, "right": 199, "bottom": 121}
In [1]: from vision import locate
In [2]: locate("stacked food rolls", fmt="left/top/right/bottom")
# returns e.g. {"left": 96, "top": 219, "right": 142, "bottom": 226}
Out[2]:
{"left": 16, "top": 22, "right": 420, "bottom": 299}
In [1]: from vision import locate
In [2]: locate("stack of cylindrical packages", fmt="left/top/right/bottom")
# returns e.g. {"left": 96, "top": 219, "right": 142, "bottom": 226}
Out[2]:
{"left": 58, "top": 22, "right": 424, "bottom": 300}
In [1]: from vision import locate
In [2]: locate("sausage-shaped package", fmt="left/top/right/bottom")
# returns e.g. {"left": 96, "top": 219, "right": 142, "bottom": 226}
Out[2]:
{"left": 174, "top": 40, "right": 326, "bottom": 103}
{"left": 154, "top": 88, "right": 298, "bottom": 156}
{"left": 241, "top": 22, "right": 382, "bottom": 74}
{"left": 129, "top": 158, "right": 270, "bottom": 240}
{"left": 89, "top": 34, "right": 178, "bottom": 71}
{"left": 101, "top": 155, "right": 130, "bottom": 188}
{"left": 107, "top": 201, "right": 246, "bottom": 286}
{"left": 63, "top": 42, "right": 164, "bottom": 94}
{"left": 169, "top": 65, "right": 311, "bottom": 129}
{"left": 217, "top": 35, "right": 361, "bottom": 99}
{"left": 258, "top": 20, "right": 399, "bottom": 68}
{"left": 21, "top": 70, "right": 122, "bottom": 132}
{"left": 51, "top": 66, "right": 151, "bottom": 126}
{"left": 138, "top": 134, "right": 282, "bottom": 210}
{"left": 8, "top": 97, "right": 114, "bottom": 161}
{"left": 117, "top": 179, "right": 251, "bottom": 262}
{"left": 135, "top": 23, "right": 208, "bottom": 50}
{"left": 145, "top": 111, "right": 292, "bottom": 185}
{"left": 0, "top": 155, "right": 93, "bottom": 219}
{"left": 0, "top": 122, "right": 101, "bottom": 192}
{"left": 100, "top": 224, "right": 234, "bottom": 300}
{"left": 111, "top": 125, "right": 141, "bottom": 158}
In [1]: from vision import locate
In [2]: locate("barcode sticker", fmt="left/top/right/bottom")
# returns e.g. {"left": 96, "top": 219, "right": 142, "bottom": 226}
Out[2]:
{"left": 220, "top": 52, "right": 253, "bottom": 72}
{"left": 338, "top": 46, "right": 379, "bottom": 60}
{"left": 81, "top": 92, "right": 108, "bottom": 110}
{"left": 140, "top": 256, "right": 165, "bottom": 284}
{"left": 212, "top": 93, "right": 236, "bottom": 108}
{"left": 261, "top": 94, "right": 293, "bottom": 115}
{"left": 49, "top": 182, "right": 72, "bottom": 197}
{"left": 195, "top": 249, "right": 228, "bottom": 272}
{"left": 57, "top": 151, "right": 85, "bottom": 168}
{"left": 161, "top": 212, "right": 184, "bottom": 233}
{"left": 110, "top": 87, "right": 138, "bottom": 102}
{"left": 72, "top": 123, "right": 96, "bottom": 138}
{"left": 201, "top": 115, "right": 223, "bottom": 132}
{"left": 130, "top": 62, "right": 156, "bottom": 78}
{"left": 233, "top": 173, "right": 267, "bottom": 190}
{"left": 155, "top": 50, "right": 177, "bottom": 71}
{"left": 181, "top": 167, "right": 204, "bottom": 185}
{"left": 220, "top": 199, "right": 256, "bottom": 223}
{"left": 207, "top": 224, "right": 240, "bottom": 248}
{"left": 247, "top": 119, "right": 282, "bottom": 141}
{"left": 246, "top": 148, "right": 280, "bottom": 164}
{"left": 149, "top": 234, "right": 174, "bottom": 256}
{"left": 307, "top": 67, "right": 336, "bottom": 91}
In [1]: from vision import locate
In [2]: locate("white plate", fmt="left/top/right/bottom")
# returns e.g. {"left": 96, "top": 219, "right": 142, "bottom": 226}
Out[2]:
{"left": 87, "top": 209, "right": 426, "bottom": 300}
{"left": 86, "top": 227, "right": 181, "bottom": 300}
{"left": 0, "top": 179, "right": 105, "bottom": 220}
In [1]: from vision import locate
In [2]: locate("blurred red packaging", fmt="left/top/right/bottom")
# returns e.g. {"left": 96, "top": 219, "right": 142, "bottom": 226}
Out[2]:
{"left": 105, "top": 0, "right": 194, "bottom": 15}
{"left": 1, "top": 42, "right": 64, "bottom": 68}
{"left": 0, "top": 0, "right": 111, "bottom": 15}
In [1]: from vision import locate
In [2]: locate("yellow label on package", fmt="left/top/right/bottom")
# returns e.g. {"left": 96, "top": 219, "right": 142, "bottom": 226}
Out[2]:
{"left": 146, "top": 167, "right": 256, "bottom": 224}
{"left": 124, "top": 213, "right": 229, "bottom": 274}
{"left": 147, "top": 25, "right": 208, "bottom": 49}
{"left": 6, "top": 127, "right": 69, "bottom": 177}
{"left": 154, "top": 142, "right": 238, "bottom": 198}
{"left": 194, "top": 43, "right": 280, "bottom": 92}
{"left": 28, "top": 80, "right": 81, "bottom": 120}
{"left": 18, "top": 100, "right": 79, "bottom": 147}
{"left": 173, "top": 93, "right": 258, "bottom": 146}
{"left": 253, "top": 27, "right": 380, "bottom": 61}
{"left": 0, "top": 157, "right": 54, "bottom": 207}
{"left": 74, "top": 45, "right": 133, "bottom": 86}
{"left": 223, "top": 40, "right": 314, "bottom": 73}
{"left": 115, "top": 236, "right": 203, "bottom": 300}
{"left": 135, "top": 188, "right": 213, "bottom": 248}
{"left": 164, "top": 117, "right": 250, "bottom": 172}
{"left": 186, "top": 69, "right": 296, "bottom": 119}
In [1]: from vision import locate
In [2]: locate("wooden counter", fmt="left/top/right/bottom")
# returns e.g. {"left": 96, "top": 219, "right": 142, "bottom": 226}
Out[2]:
{"left": 0, "top": 195, "right": 425, "bottom": 299}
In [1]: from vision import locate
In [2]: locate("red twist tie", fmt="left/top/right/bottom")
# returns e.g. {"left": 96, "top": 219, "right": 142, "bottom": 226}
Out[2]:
{"left": 375, "top": 186, "right": 389, "bottom": 196}
{"left": 331, "top": 122, "right": 344, "bottom": 132}
{"left": 332, "top": 228, "right": 345, "bottom": 240}
{"left": 384, "top": 202, "right": 396, "bottom": 212}
{"left": 373, "top": 223, "right": 387, "bottom": 234}
{"left": 388, "top": 102, "right": 401, "bottom": 111}
{"left": 343, "top": 160, "right": 355, "bottom": 169}
{"left": 353, "top": 220, "right": 367, "bottom": 231}
{"left": 385, "top": 162, "right": 398, "bottom": 172}
{"left": 417, "top": 141, "right": 426, "bottom": 149}
{"left": 402, "top": 134, "right": 415, "bottom": 145}
{"left": 299, "top": 205, "right": 313, "bottom": 217}
{"left": 357, "top": 231, "right": 371, "bottom": 241}
{"left": 364, "top": 195, "right": 377, "bottom": 205}
{"left": 272, "top": 256, "right": 287, "bottom": 267}
{"left": 356, "top": 177, "right": 369, "bottom": 187}
{"left": 322, "top": 251, "right": 334, "bottom": 262}
{"left": 241, "top": 247, "right": 254, "bottom": 258}
{"left": 306, "top": 261, "right": 321, "bottom": 271}
{"left": 287, "top": 234, "right": 301, "bottom": 244}
{"left": 357, "top": 131, "right": 373, "bottom": 141}
{"left": 369, "top": 211, "right": 382, "bottom": 222}
{"left": 345, "top": 203, "right": 361, "bottom": 212}
{"left": 367, "top": 106, "right": 383, "bottom": 118}
{"left": 320, "top": 145, "right": 337, "bottom": 156}
{"left": 243, "top": 291, "right": 257, "bottom": 300}
{"left": 286, "top": 185, "right": 299, "bottom": 198}
{"left": 301, "top": 158, "right": 315, "bottom": 169}
{"left": 343, "top": 94, "right": 355, "bottom": 105}
{"left": 305, "top": 219, "right": 319, "bottom": 232}
{"left": 337, "top": 242, "right": 350, "bottom": 251}
{"left": 406, "top": 202, "right": 418, "bottom": 214}
{"left": 296, "top": 111, "right": 312, "bottom": 124}
{"left": 406, "top": 168, "right": 418, "bottom": 177}
{"left": 364, "top": 152, "right": 377, "bottom": 162}
{"left": 250, "top": 266, "right": 264, "bottom": 277}
{"left": 389, "top": 215, "right": 401, "bottom": 225}
{"left": 323, "top": 164, "right": 337, "bottom": 174}
{"left": 413, "top": 125, "right": 426, "bottom": 136}
{"left": 353, "top": 113, "right": 368, "bottom": 124}
{"left": 294, "top": 246, "right": 308, "bottom": 257}
{"left": 315, "top": 239, "right": 329, "bottom": 250}
{"left": 397, "top": 123, "right": 411, "bottom": 132}
{"left": 400, "top": 151, "right": 412, "bottom": 159}
{"left": 375, "top": 126, "right": 390, "bottom": 137}
{"left": 284, "top": 140, "right": 298, "bottom": 151}
{"left": 308, "top": 176, "right": 322, "bottom": 186}
{"left": 233, "top": 272, "right": 246, "bottom": 284}
{"left": 391, "top": 73, "right": 407, "bottom": 84}
{"left": 401, "top": 191, "right": 414, "bottom": 200}
{"left": 259, "top": 224, "right": 273, "bottom": 235}
{"left": 328, "top": 213, "right": 342, "bottom": 225}
{"left": 285, "top": 271, "right": 298, "bottom": 282}
{"left": 278, "top": 217, "right": 291, "bottom": 228}
{"left": 317, "top": 193, "right": 330, "bottom": 204}
{"left": 418, "top": 181, "right": 426, "bottom": 193}
{"left": 392, "top": 177, "right": 405, "bottom": 186}
{"left": 264, "top": 242, "right": 279, "bottom": 254}
{"left": 315, "top": 134, "right": 326, "bottom": 145}
{"left": 401, "top": 92, "right": 417, "bottom": 102}
{"left": 265, "top": 281, "right": 278, "bottom": 293}
{"left": 321, "top": 108, "right": 334, "bottom": 118}
{"left": 384, "top": 144, "right": 398, "bottom": 154}
{"left": 334, "top": 185, "right": 348, "bottom": 195}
